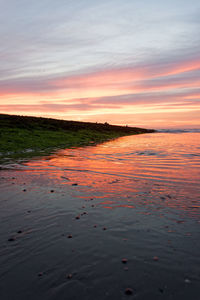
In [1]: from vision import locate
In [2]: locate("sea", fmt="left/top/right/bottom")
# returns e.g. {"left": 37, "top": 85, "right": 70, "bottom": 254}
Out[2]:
{"left": 0, "top": 131, "right": 199, "bottom": 300}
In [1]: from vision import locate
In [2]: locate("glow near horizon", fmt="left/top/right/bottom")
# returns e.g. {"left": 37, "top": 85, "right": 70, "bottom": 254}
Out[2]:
{"left": 0, "top": 0, "right": 200, "bottom": 128}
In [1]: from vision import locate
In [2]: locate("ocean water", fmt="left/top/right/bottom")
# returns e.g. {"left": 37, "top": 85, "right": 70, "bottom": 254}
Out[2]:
{"left": 0, "top": 132, "right": 199, "bottom": 299}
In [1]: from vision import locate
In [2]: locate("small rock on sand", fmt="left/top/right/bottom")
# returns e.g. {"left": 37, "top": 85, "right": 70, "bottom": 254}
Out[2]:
{"left": 153, "top": 256, "right": 159, "bottom": 261}
{"left": 125, "top": 288, "right": 133, "bottom": 295}
{"left": 8, "top": 237, "right": 16, "bottom": 242}
{"left": 176, "top": 220, "right": 184, "bottom": 224}
{"left": 61, "top": 176, "right": 69, "bottom": 181}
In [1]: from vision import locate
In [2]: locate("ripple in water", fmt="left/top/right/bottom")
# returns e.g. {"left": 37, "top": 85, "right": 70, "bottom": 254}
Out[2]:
{"left": 6, "top": 132, "right": 199, "bottom": 216}
{"left": 0, "top": 132, "right": 200, "bottom": 300}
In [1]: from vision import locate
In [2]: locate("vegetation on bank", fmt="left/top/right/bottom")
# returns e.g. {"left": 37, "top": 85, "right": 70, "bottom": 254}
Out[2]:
{"left": 0, "top": 114, "right": 155, "bottom": 163}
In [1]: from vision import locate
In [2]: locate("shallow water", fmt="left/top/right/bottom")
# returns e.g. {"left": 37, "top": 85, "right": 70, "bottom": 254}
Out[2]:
{"left": 0, "top": 132, "right": 200, "bottom": 299}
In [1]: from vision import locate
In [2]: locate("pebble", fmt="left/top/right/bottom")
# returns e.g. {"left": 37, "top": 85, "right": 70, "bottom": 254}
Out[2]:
{"left": 122, "top": 258, "right": 128, "bottom": 264}
{"left": 125, "top": 288, "right": 133, "bottom": 295}
{"left": 38, "top": 272, "right": 43, "bottom": 277}
{"left": 50, "top": 190, "right": 54, "bottom": 193}
{"left": 17, "top": 230, "right": 22, "bottom": 234}
{"left": 68, "top": 234, "right": 73, "bottom": 238}
{"left": 23, "top": 189, "right": 27, "bottom": 192}
{"left": 176, "top": 220, "right": 184, "bottom": 224}
{"left": 184, "top": 278, "right": 191, "bottom": 284}
{"left": 103, "top": 227, "right": 107, "bottom": 230}
{"left": 67, "top": 274, "right": 73, "bottom": 279}
{"left": 75, "top": 216, "right": 80, "bottom": 220}
{"left": 153, "top": 256, "right": 159, "bottom": 261}
{"left": 8, "top": 237, "right": 16, "bottom": 242}
{"left": 61, "top": 176, "right": 69, "bottom": 181}
{"left": 72, "top": 183, "right": 78, "bottom": 186}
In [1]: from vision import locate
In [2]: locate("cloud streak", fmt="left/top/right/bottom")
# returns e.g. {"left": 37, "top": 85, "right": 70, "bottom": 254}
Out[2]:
{"left": 0, "top": 0, "right": 200, "bottom": 128}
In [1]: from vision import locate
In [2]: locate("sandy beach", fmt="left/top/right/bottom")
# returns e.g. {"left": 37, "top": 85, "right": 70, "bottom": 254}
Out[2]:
{"left": 0, "top": 132, "right": 200, "bottom": 300}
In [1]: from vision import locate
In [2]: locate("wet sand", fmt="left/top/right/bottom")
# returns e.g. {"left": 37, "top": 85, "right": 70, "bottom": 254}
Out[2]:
{"left": 0, "top": 133, "right": 200, "bottom": 299}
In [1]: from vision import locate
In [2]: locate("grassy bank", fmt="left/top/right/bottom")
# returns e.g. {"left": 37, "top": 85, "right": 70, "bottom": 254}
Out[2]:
{"left": 0, "top": 114, "right": 155, "bottom": 163}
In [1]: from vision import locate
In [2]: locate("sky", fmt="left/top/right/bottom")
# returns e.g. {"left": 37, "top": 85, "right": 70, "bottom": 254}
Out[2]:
{"left": 0, "top": 0, "right": 200, "bottom": 128}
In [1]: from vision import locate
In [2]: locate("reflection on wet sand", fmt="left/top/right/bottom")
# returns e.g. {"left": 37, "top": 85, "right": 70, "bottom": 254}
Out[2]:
{"left": 0, "top": 132, "right": 200, "bottom": 300}
{"left": 18, "top": 132, "right": 200, "bottom": 216}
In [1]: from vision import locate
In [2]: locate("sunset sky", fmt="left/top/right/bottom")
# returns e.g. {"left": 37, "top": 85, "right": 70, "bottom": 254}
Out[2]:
{"left": 0, "top": 0, "right": 200, "bottom": 128}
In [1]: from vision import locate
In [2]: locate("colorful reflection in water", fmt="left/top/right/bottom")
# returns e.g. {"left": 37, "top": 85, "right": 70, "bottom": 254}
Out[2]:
{"left": 1, "top": 132, "right": 200, "bottom": 300}
{"left": 12, "top": 132, "right": 200, "bottom": 217}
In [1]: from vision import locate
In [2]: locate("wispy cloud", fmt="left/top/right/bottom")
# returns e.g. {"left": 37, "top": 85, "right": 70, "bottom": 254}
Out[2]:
{"left": 0, "top": 0, "right": 200, "bottom": 128}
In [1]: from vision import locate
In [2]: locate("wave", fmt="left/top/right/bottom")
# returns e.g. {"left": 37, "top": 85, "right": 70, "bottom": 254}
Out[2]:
{"left": 157, "top": 128, "right": 200, "bottom": 133}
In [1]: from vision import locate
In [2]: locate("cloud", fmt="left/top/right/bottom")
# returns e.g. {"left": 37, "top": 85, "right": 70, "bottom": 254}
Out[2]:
{"left": 0, "top": 0, "right": 200, "bottom": 128}
{"left": 0, "top": 102, "right": 120, "bottom": 113}
{"left": 0, "top": 103, "right": 91, "bottom": 113}
{"left": 1, "top": 54, "right": 200, "bottom": 97}
{"left": 91, "top": 89, "right": 200, "bottom": 105}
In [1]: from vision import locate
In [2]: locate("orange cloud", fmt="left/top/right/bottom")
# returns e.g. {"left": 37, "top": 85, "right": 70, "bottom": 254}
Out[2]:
{"left": 1, "top": 55, "right": 200, "bottom": 128}
{"left": 51, "top": 56, "right": 200, "bottom": 91}
{"left": 162, "top": 58, "right": 200, "bottom": 77}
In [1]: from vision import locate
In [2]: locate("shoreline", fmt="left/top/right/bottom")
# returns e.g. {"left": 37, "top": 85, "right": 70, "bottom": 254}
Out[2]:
{"left": 0, "top": 131, "right": 199, "bottom": 300}
{"left": 0, "top": 113, "right": 155, "bottom": 164}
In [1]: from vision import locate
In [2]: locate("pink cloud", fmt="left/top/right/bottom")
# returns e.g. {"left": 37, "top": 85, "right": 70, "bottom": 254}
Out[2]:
{"left": 1, "top": 55, "right": 200, "bottom": 97}
{"left": 1, "top": 54, "right": 200, "bottom": 129}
